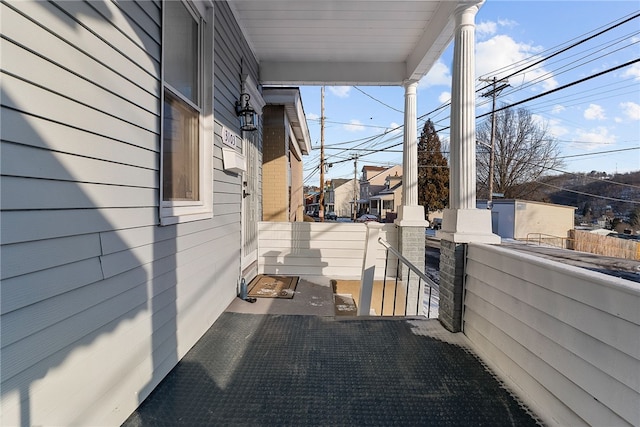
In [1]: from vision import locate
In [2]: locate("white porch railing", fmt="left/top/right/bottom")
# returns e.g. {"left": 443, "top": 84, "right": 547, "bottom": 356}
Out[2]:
{"left": 463, "top": 243, "right": 640, "bottom": 427}
{"left": 257, "top": 221, "right": 397, "bottom": 281}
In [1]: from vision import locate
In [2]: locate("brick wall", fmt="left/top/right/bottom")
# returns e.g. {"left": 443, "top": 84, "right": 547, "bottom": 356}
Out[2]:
{"left": 398, "top": 226, "right": 426, "bottom": 315}
{"left": 290, "top": 154, "right": 304, "bottom": 221}
{"left": 439, "top": 239, "right": 465, "bottom": 332}
{"left": 262, "top": 106, "right": 288, "bottom": 221}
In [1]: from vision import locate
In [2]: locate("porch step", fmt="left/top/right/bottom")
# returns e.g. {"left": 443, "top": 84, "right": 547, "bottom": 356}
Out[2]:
{"left": 331, "top": 279, "right": 407, "bottom": 316}
{"left": 333, "top": 293, "right": 357, "bottom": 316}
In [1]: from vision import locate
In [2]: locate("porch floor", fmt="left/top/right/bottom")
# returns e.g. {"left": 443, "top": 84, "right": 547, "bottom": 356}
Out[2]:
{"left": 122, "top": 280, "right": 542, "bottom": 426}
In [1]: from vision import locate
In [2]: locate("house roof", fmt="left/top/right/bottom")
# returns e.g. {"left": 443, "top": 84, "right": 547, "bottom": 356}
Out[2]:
{"left": 480, "top": 199, "right": 578, "bottom": 211}
{"left": 331, "top": 178, "right": 352, "bottom": 189}
{"left": 228, "top": 1, "right": 483, "bottom": 85}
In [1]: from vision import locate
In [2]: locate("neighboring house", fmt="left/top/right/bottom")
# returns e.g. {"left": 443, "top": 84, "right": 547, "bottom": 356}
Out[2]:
{"left": 359, "top": 165, "right": 402, "bottom": 216}
{"left": 326, "top": 178, "right": 357, "bottom": 218}
{"left": 0, "top": 1, "right": 493, "bottom": 425}
{"left": 477, "top": 199, "right": 576, "bottom": 241}
{"left": 262, "top": 88, "right": 311, "bottom": 222}
{"left": 370, "top": 174, "right": 403, "bottom": 221}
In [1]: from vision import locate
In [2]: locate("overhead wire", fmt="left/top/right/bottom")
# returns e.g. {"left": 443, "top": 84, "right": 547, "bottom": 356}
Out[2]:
{"left": 307, "top": 10, "right": 640, "bottom": 184}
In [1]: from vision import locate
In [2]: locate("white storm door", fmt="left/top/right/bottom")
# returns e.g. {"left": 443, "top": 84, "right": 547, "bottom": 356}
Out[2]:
{"left": 241, "top": 137, "right": 259, "bottom": 270}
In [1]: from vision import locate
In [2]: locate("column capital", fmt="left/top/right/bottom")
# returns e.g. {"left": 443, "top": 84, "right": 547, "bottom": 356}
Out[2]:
{"left": 402, "top": 79, "right": 419, "bottom": 90}
{"left": 454, "top": 1, "right": 483, "bottom": 19}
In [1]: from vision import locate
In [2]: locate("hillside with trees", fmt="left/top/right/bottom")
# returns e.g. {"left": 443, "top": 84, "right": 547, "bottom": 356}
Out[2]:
{"left": 523, "top": 170, "right": 640, "bottom": 231}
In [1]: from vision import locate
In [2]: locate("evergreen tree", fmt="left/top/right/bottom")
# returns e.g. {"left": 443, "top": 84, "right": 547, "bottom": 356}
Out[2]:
{"left": 417, "top": 119, "right": 449, "bottom": 215}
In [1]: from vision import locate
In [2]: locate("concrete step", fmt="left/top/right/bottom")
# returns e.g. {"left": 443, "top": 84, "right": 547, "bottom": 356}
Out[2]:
{"left": 331, "top": 279, "right": 407, "bottom": 316}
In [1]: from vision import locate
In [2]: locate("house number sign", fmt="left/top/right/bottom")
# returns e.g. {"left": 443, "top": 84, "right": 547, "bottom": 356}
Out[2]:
{"left": 221, "top": 125, "right": 240, "bottom": 148}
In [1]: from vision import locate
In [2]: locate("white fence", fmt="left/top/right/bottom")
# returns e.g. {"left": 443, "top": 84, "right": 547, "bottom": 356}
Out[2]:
{"left": 257, "top": 222, "right": 398, "bottom": 281}
{"left": 463, "top": 243, "right": 640, "bottom": 427}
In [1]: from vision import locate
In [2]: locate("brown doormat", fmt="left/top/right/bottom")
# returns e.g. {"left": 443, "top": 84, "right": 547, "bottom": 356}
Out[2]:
{"left": 247, "top": 275, "right": 299, "bottom": 298}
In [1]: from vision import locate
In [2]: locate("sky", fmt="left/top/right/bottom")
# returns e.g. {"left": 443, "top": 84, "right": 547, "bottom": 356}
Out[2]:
{"left": 299, "top": 1, "right": 640, "bottom": 186}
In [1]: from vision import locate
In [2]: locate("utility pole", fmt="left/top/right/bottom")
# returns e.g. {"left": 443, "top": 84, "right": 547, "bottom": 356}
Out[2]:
{"left": 319, "top": 86, "right": 325, "bottom": 221}
{"left": 352, "top": 154, "right": 359, "bottom": 221}
{"left": 480, "top": 77, "right": 509, "bottom": 209}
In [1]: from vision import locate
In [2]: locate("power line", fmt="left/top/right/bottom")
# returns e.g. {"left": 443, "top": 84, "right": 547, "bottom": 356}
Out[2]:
{"left": 353, "top": 86, "right": 404, "bottom": 113}
{"left": 477, "top": 58, "right": 640, "bottom": 119}
{"left": 477, "top": 11, "right": 640, "bottom": 91}
{"left": 307, "top": 11, "right": 640, "bottom": 184}
{"left": 535, "top": 181, "right": 640, "bottom": 205}
{"left": 558, "top": 146, "right": 640, "bottom": 160}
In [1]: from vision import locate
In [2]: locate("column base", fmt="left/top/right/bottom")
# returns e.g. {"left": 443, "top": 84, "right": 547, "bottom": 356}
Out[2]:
{"left": 394, "top": 205, "right": 429, "bottom": 227}
{"left": 437, "top": 208, "right": 500, "bottom": 244}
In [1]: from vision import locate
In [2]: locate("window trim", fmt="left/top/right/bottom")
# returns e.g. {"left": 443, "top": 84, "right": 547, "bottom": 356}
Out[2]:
{"left": 160, "top": 0, "right": 213, "bottom": 226}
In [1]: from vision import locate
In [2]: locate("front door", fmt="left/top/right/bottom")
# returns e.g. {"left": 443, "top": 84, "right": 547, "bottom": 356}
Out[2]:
{"left": 241, "top": 136, "right": 259, "bottom": 277}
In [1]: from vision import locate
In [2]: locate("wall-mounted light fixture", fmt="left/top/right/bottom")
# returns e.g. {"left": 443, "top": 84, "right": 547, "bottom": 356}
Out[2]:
{"left": 236, "top": 92, "right": 257, "bottom": 132}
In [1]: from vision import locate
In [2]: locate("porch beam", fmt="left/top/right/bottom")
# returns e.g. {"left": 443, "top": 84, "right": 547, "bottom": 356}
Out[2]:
{"left": 260, "top": 61, "right": 406, "bottom": 86}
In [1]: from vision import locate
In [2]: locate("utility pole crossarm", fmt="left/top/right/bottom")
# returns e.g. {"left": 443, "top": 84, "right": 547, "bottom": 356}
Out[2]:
{"left": 479, "top": 76, "right": 509, "bottom": 207}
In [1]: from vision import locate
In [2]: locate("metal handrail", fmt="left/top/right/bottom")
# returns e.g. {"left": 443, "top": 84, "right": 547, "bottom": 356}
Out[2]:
{"left": 378, "top": 237, "right": 439, "bottom": 317}
{"left": 525, "top": 232, "right": 574, "bottom": 249}
{"left": 378, "top": 237, "right": 439, "bottom": 291}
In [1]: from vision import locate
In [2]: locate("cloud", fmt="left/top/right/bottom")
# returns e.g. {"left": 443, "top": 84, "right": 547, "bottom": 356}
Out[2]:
{"left": 476, "top": 21, "right": 497, "bottom": 37}
{"left": 344, "top": 119, "right": 365, "bottom": 132}
{"left": 551, "top": 105, "right": 566, "bottom": 114}
{"left": 476, "top": 19, "right": 517, "bottom": 39}
{"left": 438, "top": 91, "right": 451, "bottom": 104}
{"left": 387, "top": 122, "right": 402, "bottom": 135}
{"left": 476, "top": 35, "right": 557, "bottom": 91}
{"left": 584, "top": 103, "right": 606, "bottom": 120}
{"left": 622, "top": 63, "right": 640, "bottom": 81}
{"left": 620, "top": 101, "right": 640, "bottom": 120}
{"left": 328, "top": 86, "right": 351, "bottom": 98}
{"left": 573, "top": 126, "right": 616, "bottom": 150}
{"left": 307, "top": 113, "right": 320, "bottom": 121}
{"left": 419, "top": 59, "right": 451, "bottom": 89}
{"left": 546, "top": 118, "right": 569, "bottom": 138}
{"left": 497, "top": 19, "right": 518, "bottom": 29}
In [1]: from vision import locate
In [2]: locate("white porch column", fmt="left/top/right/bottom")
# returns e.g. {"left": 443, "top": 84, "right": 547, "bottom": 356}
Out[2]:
{"left": 396, "top": 80, "right": 426, "bottom": 225}
{"left": 438, "top": 1, "right": 498, "bottom": 334}
{"left": 394, "top": 80, "right": 427, "bottom": 316}
{"left": 439, "top": 2, "right": 499, "bottom": 244}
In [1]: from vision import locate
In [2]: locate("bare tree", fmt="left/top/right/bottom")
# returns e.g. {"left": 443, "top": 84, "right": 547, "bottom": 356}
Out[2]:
{"left": 477, "top": 106, "right": 563, "bottom": 199}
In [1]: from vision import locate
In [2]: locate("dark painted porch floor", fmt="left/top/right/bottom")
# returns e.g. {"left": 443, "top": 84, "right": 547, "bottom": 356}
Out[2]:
{"left": 122, "top": 290, "right": 542, "bottom": 426}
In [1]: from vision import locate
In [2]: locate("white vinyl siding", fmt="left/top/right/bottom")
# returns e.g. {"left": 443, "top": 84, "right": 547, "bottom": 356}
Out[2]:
{"left": 0, "top": 1, "right": 254, "bottom": 425}
{"left": 464, "top": 244, "right": 640, "bottom": 427}
{"left": 257, "top": 222, "right": 398, "bottom": 278}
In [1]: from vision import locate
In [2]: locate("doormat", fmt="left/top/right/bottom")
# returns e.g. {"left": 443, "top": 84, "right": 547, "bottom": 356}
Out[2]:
{"left": 247, "top": 275, "right": 299, "bottom": 299}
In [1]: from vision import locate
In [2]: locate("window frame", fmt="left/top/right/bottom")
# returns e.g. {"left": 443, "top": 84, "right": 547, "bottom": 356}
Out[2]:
{"left": 160, "top": 0, "right": 213, "bottom": 225}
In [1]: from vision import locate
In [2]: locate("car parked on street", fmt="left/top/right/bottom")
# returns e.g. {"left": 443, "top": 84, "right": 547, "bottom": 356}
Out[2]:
{"left": 355, "top": 214, "right": 379, "bottom": 223}
{"left": 325, "top": 211, "right": 338, "bottom": 220}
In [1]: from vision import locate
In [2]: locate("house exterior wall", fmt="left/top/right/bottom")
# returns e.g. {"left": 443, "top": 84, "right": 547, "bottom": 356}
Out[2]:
{"left": 334, "top": 179, "right": 358, "bottom": 218}
{"left": 513, "top": 201, "right": 575, "bottom": 240}
{"left": 477, "top": 200, "right": 575, "bottom": 241}
{"left": 290, "top": 150, "right": 304, "bottom": 221}
{"left": 262, "top": 105, "right": 289, "bottom": 221}
{"left": 464, "top": 243, "right": 640, "bottom": 427}
{"left": 1, "top": 1, "right": 257, "bottom": 425}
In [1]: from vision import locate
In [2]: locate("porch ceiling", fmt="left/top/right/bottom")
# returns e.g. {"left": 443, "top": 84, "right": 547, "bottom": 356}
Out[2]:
{"left": 228, "top": 1, "right": 481, "bottom": 86}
